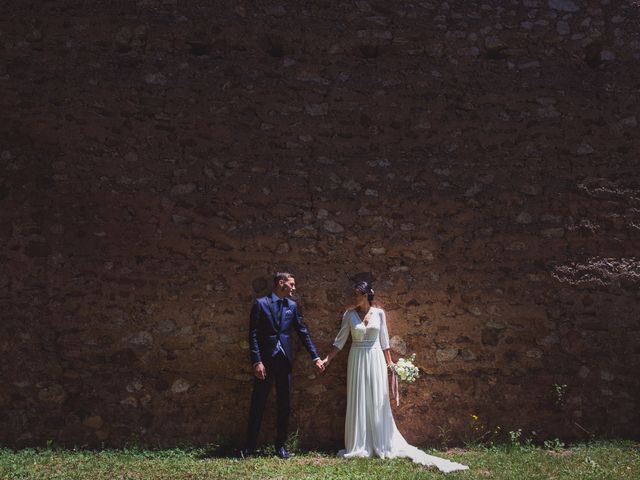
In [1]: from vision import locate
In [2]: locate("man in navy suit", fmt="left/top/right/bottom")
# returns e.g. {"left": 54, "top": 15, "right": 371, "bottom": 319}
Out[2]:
{"left": 243, "top": 272, "right": 325, "bottom": 459}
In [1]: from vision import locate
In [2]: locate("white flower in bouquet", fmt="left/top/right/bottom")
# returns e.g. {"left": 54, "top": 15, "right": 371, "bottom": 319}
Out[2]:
{"left": 389, "top": 353, "right": 420, "bottom": 383}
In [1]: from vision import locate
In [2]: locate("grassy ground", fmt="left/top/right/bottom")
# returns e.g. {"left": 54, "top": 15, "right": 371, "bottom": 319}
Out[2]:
{"left": 0, "top": 441, "right": 638, "bottom": 479}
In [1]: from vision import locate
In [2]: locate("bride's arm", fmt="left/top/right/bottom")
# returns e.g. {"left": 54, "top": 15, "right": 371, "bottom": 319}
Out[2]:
{"left": 323, "top": 311, "right": 350, "bottom": 366}
{"left": 379, "top": 309, "right": 393, "bottom": 365}
{"left": 323, "top": 346, "right": 342, "bottom": 366}
{"left": 383, "top": 348, "right": 394, "bottom": 366}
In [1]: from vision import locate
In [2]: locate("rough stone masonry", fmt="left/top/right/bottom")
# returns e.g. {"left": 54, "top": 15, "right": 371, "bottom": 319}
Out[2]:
{"left": 0, "top": 0, "right": 639, "bottom": 448}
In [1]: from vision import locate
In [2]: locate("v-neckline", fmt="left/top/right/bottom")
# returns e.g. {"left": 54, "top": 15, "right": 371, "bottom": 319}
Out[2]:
{"left": 355, "top": 308, "right": 371, "bottom": 327}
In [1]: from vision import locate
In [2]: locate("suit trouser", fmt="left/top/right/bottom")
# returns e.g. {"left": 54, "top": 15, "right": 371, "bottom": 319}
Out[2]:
{"left": 245, "top": 352, "right": 292, "bottom": 449}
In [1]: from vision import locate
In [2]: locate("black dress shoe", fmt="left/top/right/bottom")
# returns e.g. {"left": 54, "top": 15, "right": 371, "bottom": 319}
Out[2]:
{"left": 239, "top": 448, "right": 254, "bottom": 459}
{"left": 275, "top": 446, "right": 290, "bottom": 459}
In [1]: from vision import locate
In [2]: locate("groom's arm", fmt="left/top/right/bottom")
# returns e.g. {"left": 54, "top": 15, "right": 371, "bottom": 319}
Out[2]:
{"left": 249, "top": 300, "right": 262, "bottom": 365}
{"left": 292, "top": 303, "right": 320, "bottom": 362}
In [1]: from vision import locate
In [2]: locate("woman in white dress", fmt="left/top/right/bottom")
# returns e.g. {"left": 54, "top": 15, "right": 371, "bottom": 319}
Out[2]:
{"left": 323, "top": 281, "right": 469, "bottom": 474}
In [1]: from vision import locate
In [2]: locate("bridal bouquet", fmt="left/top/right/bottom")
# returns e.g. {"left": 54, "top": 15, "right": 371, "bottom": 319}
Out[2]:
{"left": 389, "top": 353, "right": 420, "bottom": 383}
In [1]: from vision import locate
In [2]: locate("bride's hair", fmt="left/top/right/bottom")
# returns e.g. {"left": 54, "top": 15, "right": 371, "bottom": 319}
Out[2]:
{"left": 354, "top": 281, "right": 375, "bottom": 305}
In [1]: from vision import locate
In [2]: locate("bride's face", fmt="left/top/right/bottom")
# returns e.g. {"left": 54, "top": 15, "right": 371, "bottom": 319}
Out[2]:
{"left": 353, "top": 289, "right": 368, "bottom": 308}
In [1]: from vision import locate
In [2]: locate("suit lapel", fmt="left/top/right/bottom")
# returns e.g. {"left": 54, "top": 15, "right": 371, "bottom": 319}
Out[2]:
{"left": 267, "top": 296, "right": 282, "bottom": 330}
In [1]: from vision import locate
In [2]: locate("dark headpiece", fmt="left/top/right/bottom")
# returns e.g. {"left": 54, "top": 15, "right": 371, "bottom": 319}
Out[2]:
{"left": 354, "top": 281, "right": 375, "bottom": 304}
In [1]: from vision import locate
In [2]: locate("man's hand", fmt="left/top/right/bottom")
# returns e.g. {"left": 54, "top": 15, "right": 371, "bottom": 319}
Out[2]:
{"left": 253, "top": 362, "right": 266, "bottom": 380}
{"left": 314, "top": 358, "right": 325, "bottom": 373}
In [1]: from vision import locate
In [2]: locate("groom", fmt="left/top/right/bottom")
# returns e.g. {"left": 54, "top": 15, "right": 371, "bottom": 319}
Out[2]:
{"left": 242, "top": 272, "right": 325, "bottom": 459}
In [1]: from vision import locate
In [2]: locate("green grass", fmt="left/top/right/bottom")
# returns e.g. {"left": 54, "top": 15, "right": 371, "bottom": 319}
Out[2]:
{"left": 0, "top": 441, "right": 638, "bottom": 479}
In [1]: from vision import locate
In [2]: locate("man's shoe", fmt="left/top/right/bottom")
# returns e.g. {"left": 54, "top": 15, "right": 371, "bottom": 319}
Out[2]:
{"left": 239, "top": 448, "right": 254, "bottom": 459}
{"left": 275, "top": 446, "right": 290, "bottom": 459}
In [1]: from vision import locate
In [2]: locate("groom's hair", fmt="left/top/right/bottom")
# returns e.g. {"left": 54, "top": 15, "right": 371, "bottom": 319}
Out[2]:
{"left": 273, "top": 272, "right": 294, "bottom": 285}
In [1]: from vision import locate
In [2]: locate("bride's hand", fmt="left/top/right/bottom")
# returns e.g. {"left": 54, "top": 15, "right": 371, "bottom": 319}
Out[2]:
{"left": 323, "top": 356, "right": 330, "bottom": 367}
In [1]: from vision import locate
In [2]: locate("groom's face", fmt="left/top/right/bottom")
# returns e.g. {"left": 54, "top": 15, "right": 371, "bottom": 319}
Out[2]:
{"left": 281, "top": 277, "right": 296, "bottom": 296}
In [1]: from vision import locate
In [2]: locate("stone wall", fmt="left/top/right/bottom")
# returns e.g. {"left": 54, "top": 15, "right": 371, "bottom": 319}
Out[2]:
{"left": 1, "top": 0, "right": 639, "bottom": 448}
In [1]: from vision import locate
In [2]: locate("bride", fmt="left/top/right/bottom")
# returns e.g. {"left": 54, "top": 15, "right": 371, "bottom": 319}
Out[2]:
{"left": 323, "top": 281, "right": 469, "bottom": 473}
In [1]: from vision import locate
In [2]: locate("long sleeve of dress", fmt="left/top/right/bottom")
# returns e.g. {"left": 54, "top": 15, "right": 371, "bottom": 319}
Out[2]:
{"left": 378, "top": 309, "right": 390, "bottom": 350}
{"left": 332, "top": 311, "right": 351, "bottom": 350}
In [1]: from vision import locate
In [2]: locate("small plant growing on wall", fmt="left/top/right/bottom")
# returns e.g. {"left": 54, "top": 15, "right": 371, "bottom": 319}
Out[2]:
{"left": 553, "top": 383, "right": 568, "bottom": 407}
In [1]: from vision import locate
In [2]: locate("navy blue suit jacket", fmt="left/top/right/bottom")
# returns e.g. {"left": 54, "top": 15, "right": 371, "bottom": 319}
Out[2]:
{"left": 249, "top": 294, "right": 319, "bottom": 366}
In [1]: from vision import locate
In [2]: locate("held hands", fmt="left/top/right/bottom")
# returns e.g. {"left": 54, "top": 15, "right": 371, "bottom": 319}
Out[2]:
{"left": 313, "top": 356, "right": 331, "bottom": 374}
{"left": 317, "top": 347, "right": 344, "bottom": 372}
{"left": 320, "top": 347, "right": 339, "bottom": 371}
{"left": 314, "top": 358, "right": 326, "bottom": 373}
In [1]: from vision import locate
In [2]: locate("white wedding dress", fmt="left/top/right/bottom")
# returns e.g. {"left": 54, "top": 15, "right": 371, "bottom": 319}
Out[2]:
{"left": 332, "top": 307, "right": 469, "bottom": 473}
